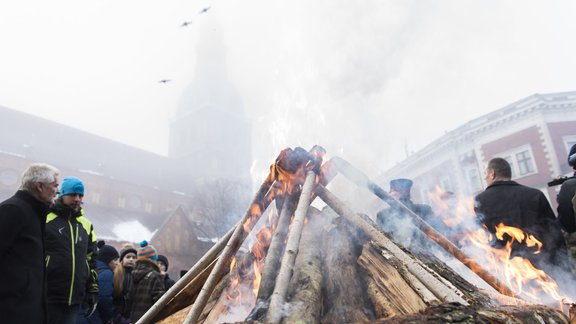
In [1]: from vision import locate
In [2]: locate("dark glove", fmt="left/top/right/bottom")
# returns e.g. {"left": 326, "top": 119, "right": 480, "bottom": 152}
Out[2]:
{"left": 85, "top": 292, "right": 99, "bottom": 317}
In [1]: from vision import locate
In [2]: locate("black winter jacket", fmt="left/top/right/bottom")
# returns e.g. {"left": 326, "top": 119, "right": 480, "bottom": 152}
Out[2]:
{"left": 475, "top": 180, "right": 569, "bottom": 271}
{"left": 0, "top": 190, "right": 50, "bottom": 324}
{"left": 45, "top": 201, "right": 98, "bottom": 305}
{"left": 557, "top": 177, "right": 576, "bottom": 233}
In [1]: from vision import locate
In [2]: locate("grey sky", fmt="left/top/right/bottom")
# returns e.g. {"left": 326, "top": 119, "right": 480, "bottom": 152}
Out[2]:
{"left": 1, "top": 0, "right": 576, "bottom": 179}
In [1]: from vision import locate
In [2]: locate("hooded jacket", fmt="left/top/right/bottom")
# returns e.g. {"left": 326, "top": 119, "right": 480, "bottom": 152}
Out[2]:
{"left": 129, "top": 259, "right": 165, "bottom": 322}
{"left": 0, "top": 190, "right": 50, "bottom": 324}
{"left": 45, "top": 200, "right": 98, "bottom": 305}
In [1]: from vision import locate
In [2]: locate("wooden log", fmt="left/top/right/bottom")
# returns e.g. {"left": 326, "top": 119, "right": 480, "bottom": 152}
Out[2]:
{"left": 321, "top": 216, "right": 372, "bottom": 323}
{"left": 414, "top": 252, "right": 493, "bottom": 308}
{"left": 315, "top": 184, "right": 468, "bottom": 305}
{"left": 369, "top": 302, "right": 569, "bottom": 323}
{"left": 282, "top": 207, "right": 327, "bottom": 324}
{"left": 357, "top": 242, "right": 427, "bottom": 319}
{"left": 157, "top": 273, "right": 230, "bottom": 324}
{"left": 138, "top": 225, "right": 234, "bottom": 323}
{"left": 246, "top": 193, "right": 298, "bottom": 321}
{"left": 266, "top": 170, "right": 317, "bottom": 323}
{"left": 357, "top": 215, "right": 438, "bottom": 305}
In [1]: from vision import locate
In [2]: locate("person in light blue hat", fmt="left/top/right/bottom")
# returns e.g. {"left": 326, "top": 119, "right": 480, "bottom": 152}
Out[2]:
{"left": 45, "top": 176, "right": 99, "bottom": 324}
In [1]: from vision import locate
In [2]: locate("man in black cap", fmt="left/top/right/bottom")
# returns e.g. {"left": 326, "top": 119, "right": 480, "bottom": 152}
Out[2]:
{"left": 376, "top": 178, "right": 434, "bottom": 242}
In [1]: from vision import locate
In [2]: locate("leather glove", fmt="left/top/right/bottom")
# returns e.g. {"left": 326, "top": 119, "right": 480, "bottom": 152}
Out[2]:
{"left": 85, "top": 292, "right": 99, "bottom": 317}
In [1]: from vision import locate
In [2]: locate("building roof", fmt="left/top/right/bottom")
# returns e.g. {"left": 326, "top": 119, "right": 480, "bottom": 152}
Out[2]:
{"left": 0, "top": 105, "right": 193, "bottom": 193}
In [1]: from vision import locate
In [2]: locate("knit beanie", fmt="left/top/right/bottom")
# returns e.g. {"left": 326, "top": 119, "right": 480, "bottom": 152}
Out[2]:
{"left": 97, "top": 244, "right": 120, "bottom": 264}
{"left": 157, "top": 254, "right": 169, "bottom": 270}
{"left": 137, "top": 240, "right": 158, "bottom": 261}
{"left": 119, "top": 243, "right": 138, "bottom": 261}
{"left": 59, "top": 176, "right": 85, "bottom": 197}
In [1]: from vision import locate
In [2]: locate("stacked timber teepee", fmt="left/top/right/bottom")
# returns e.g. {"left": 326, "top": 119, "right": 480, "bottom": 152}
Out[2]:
{"left": 136, "top": 146, "right": 571, "bottom": 324}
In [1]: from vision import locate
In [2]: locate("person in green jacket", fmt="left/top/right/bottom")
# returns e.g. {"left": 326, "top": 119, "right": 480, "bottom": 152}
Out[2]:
{"left": 45, "top": 176, "right": 99, "bottom": 324}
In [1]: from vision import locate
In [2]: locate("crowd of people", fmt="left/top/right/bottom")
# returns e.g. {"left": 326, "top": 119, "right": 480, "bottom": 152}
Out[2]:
{"left": 0, "top": 164, "right": 177, "bottom": 324}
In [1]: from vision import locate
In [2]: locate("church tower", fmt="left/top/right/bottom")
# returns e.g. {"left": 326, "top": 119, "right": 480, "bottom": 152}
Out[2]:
{"left": 169, "top": 20, "right": 252, "bottom": 183}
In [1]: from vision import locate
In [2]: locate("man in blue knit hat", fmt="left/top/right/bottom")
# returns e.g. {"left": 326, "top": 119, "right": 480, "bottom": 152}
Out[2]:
{"left": 45, "top": 176, "right": 99, "bottom": 324}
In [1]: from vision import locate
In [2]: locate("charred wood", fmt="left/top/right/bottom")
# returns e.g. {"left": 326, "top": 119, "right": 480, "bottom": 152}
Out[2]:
{"left": 267, "top": 170, "right": 317, "bottom": 323}
{"left": 370, "top": 302, "right": 569, "bottom": 323}
{"left": 246, "top": 193, "right": 297, "bottom": 321}
{"left": 321, "top": 216, "right": 373, "bottom": 323}
{"left": 282, "top": 207, "right": 328, "bottom": 324}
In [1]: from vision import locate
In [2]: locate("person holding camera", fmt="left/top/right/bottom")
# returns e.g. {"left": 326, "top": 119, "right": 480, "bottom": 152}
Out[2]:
{"left": 557, "top": 144, "right": 576, "bottom": 271}
{"left": 558, "top": 144, "right": 576, "bottom": 232}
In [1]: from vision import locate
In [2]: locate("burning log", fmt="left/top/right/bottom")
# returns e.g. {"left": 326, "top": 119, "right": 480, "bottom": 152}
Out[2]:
{"left": 282, "top": 207, "right": 328, "bottom": 324}
{"left": 315, "top": 184, "right": 468, "bottom": 305}
{"left": 321, "top": 214, "right": 373, "bottom": 323}
{"left": 246, "top": 192, "right": 298, "bottom": 321}
{"left": 266, "top": 170, "right": 317, "bottom": 323}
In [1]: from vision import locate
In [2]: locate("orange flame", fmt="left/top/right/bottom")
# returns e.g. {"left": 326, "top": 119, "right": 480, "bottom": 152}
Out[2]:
{"left": 426, "top": 186, "right": 569, "bottom": 306}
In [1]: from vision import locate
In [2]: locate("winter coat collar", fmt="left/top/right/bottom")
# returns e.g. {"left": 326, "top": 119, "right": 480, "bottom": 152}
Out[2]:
{"left": 49, "top": 199, "right": 83, "bottom": 219}
{"left": 15, "top": 190, "right": 49, "bottom": 215}
{"left": 486, "top": 180, "right": 519, "bottom": 189}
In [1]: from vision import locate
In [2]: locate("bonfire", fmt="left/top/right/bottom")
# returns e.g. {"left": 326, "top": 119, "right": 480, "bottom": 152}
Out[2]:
{"left": 137, "top": 146, "right": 575, "bottom": 324}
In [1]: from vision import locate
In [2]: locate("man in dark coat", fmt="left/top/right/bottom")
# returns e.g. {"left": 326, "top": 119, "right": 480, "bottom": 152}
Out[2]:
{"left": 377, "top": 178, "right": 434, "bottom": 223}
{"left": 475, "top": 157, "right": 570, "bottom": 275}
{"left": 557, "top": 144, "right": 576, "bottom": 270}
{"left": 0, "top": 163, "right": 60, "bottom": 324}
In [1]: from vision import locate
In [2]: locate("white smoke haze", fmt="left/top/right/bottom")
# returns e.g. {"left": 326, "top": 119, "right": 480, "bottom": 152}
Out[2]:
{"left": 3, "top": 0, "right": 576, "bottom": 179}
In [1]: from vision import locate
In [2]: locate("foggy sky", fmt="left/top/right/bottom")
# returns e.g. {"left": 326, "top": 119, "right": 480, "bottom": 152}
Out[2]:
{"left": 1, "top": 0, "right": 576, "bottom": 180}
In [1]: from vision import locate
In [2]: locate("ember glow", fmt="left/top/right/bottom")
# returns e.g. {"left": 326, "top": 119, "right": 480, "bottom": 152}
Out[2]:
{"left": 427, "top": 187, "right": 570, "bottom": 306}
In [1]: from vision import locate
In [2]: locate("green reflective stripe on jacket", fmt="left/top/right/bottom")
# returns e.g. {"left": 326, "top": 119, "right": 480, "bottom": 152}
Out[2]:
{"left": 68, "top": 219, "right": 75, "bottom": 305}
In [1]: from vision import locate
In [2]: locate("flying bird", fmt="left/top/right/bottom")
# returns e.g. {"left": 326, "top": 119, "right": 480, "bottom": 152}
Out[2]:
{"left": 158, "top": 79, "right": 171, "bottom": 84}
{"left": 180, "top": 21, "right": 192, "bottom": 27}
{"left": 199, "top": 7, "right": 211, "bottom": 14}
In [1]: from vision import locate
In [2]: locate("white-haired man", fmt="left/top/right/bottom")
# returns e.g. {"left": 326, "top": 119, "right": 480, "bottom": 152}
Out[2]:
{"left": 0, "top": 163, "right": 60, "bottom": 324}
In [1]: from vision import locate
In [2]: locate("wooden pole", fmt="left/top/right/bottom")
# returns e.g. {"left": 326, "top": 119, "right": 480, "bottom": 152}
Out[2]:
{"left": 181, "top": 172, "right": 276, "bottom": 324}
{"left": 136, "top": 226, "right": 234, "bottom": 324}
{"left": 327, "top": 156, "right": 518, "bottom": 298}
{"left": 246, "top": 192, "right": 298, "bottom": 321}
{"left": 266, "top": 170, "right": 317, "bottom": 324}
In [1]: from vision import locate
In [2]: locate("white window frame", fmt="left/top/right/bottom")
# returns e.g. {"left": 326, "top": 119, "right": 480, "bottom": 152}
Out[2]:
{"left": 497, "top": 144, "right": 538, "bottom": 180}
{"left": 466, "top": 167, "right": 483, "bottom": 192}
{"left": 563, "top": 135, "right": 576, "bottom": 154}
